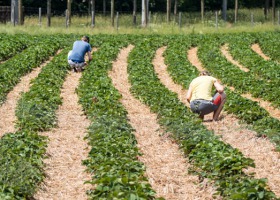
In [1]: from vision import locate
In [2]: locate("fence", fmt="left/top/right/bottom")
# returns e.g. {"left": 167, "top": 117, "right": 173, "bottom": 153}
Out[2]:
{"left": 0, "top": 6, "right": 10, "bottom": 23}
{"left": 1, "top": 6, "right": 280, "bottom": 28}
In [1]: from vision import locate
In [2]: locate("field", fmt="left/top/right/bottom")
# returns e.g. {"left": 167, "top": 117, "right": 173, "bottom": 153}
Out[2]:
{"left": 0, "top": 32, "right": 280, "bottom": 200}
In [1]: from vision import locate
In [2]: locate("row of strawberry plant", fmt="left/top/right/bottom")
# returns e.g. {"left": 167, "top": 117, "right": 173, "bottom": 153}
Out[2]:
{"left": 196, "top": 34, "right": 280, "bottom": 150}
{"left": 0, "top": 48, "right": 70, "bottom": 199}
{"left": 77, "top": 35, "right": 159, "bottom": 199}
{"left": 164, "top": 34, "right": 280, "bottom": 150}
{"left": 0, "top": 36, "right": 62, "bottom": 105}
{"left": 223, "top": 32, "right": 280, "bottom": 83}
{"left": 0, "top": 33, "right": 30, "bottom": 62}
{"left": 127, "top": 35, "right": 276, "bottom": 199}
{"left": 256, "top": 31, "right": 280, "bottom": 62}
{"left": 197, "top": 34, "right": 280, "bottom": 108}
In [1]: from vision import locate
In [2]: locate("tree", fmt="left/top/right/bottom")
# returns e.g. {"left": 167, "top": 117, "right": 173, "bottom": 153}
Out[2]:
{"left": 18, "top": 0, "right": 23, "bottom": 25}
{"left": 167, "top": 0, "right": 171, "bottom": 22}
{"left": 272, "top": 0, "right": 276, "bottom": 22}
{"left": 264, "top": 0, "right": 269, "bottom": 20}
{"left": 222, "top": 0, "right": 227, "bottom": 21}
{"left": 47, "top": 0, "right": 51, "bottom": 27}
{"left": 201, "top": 0, "right": 204, "bottom": 22}
{"left": 111, "top": 0, "right": 114, "bottom": 26}
{"left": 234, "top": 0, "right": 238, "bottom": 23}
{"left": 141, "top": 0, "right": 148, "bottom": 27}
{"left": 67, "top": 0, "right": 71, "bottom": 25}
{"left": 174, "top": 0, "right": 178, "bottom": 15}
{"left": 133, "top": 0, "right": 137, "bottom": 25}
{"left": 103, "top": 0, "right": 106, "bottom": 15}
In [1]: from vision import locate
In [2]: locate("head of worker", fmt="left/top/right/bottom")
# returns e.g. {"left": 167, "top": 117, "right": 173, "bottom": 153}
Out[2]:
{"left": 199, "top": 70, "right": 211, "bottom": 76}
{"left": 82, "top": 35, "right": 90, "bottom": 43}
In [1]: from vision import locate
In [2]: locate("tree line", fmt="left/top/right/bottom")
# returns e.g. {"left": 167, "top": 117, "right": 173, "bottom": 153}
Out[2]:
{"left": 2, "top": 0, "right": 279, "bottom": 13}
{"left": 6, "top": 0, "right": 279, "bottom": 27}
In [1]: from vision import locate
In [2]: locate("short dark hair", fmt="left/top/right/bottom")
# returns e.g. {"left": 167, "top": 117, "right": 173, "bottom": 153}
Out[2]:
{"left": 199, "top": 71, "right": 211, "bottom": 76}
{"left": 82, "top": 36, "right": 90, "bottom": 43}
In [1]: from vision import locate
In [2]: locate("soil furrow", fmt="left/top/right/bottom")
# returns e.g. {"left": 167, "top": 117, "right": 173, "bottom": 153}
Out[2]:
{"left": 34, "top": 71, "right": 91, "bottom": 200}
{"left": 181, "top": 46, "right": 280, "bottom": 197}
{"left": 109, "top": 45, "right": 216, "bottom": 200}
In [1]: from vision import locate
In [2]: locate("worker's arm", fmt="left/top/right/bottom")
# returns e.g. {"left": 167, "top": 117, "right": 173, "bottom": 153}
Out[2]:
{"left": 186, "top": 87, "right": 192, "bottom": 103}
{"left": 87, "top": 51, "right": 92, "bottom": 61}
{"left": 214, "top": 80, "right": 224, "bottom": 93}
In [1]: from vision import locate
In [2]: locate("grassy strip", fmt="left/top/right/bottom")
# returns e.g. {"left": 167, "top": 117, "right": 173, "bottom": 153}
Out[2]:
{"left": 127, "top": 35, "right": 277, "bottom": 199}
{"left": 77, "top": 35, "right": 159, "bottom": 199}
{"left": 0, "top": 48, "right": 70, "bottom": 199}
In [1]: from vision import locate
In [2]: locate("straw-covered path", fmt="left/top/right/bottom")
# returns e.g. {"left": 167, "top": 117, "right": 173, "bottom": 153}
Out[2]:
{"left": 109, "top": 45, "right": 218, "bottom": 200}
{"left": 152, "top": 46, "right": 280, "bottom": 197}
{"left": 33, "top": 70, "right": 91, "bottom": 200}
{"left": 0, "top": 54, "right": 56, "bottom": 137}
{"left": 221, "top": 44, "right": 280, "bottom": 120}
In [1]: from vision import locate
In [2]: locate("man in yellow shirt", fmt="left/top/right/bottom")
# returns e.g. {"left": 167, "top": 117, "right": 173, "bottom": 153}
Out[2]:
{"left": 186, "top": 71, "right": 226, "bottom": 121}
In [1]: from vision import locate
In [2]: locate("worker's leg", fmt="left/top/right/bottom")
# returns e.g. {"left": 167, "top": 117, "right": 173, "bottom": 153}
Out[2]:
{"left": 213, "top": 92, "right": 226, "bottom": 121}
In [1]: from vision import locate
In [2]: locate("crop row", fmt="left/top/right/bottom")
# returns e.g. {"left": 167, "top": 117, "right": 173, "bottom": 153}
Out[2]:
{"left": 127, "top": 35, "right": 276, "bottom": 199}
{"left": 77, "top": 35, "right": 159, "bottom": 199}
{"left": 194, "top": 34, "right": 280, "bottom": 150}
{"left": 223, "top": 33, "right": 280, "bottom": 82}
{"left": 0, "top": 33, "right": 279, "bottom": 199}
{"left": 163, "top": 34, "right": 280, "bottom": 151}
{"left": 0, "top": 47, "right": 70, "bottom": 199}
{"left": 0, "top": 36, "right": 63, "bottom": 105}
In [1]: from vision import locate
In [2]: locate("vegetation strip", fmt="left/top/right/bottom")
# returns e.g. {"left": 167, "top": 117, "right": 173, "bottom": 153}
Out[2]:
{"left": 77, "top": 35, "right": 158, "bottom": 199}
{"left": 34, "top": 71, "right": 91, "bottom": 199}
{"left": 109, "top": 45, "right": 216, "bottom": 199}
{"left": 128, "top": 35, "right": 277, "bottom": 199}
{"left": 0, "top": 36, "right": 61, "bottom": 105}
{"left": 162, "top": 43, "right": 280, "bottom": 197}
{"left": 196, "top": 34, "right": 280, "bottom": 151}
{"left": 0, "top": 66, "right": 43, "bottom": 137}
{"left": 0, "top": 49, "right": 70, "bottom": 199}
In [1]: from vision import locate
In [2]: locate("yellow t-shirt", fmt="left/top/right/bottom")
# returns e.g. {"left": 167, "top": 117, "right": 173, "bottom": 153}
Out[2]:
{"left": 189, "top": 76, "right": 217, "bottom": 102}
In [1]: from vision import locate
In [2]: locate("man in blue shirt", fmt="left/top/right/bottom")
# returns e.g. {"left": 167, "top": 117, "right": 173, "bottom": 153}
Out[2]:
{"left": 68, "top": 36, "right": 92, "bottom": 72}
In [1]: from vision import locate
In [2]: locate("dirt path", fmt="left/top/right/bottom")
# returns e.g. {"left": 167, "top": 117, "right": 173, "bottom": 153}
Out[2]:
{"left": 109, "top": 45, "right": 217, "bottom": 200}
{"left": 174, "top": 46, "right": 280, "bottom": 197}
{"left": 0, "top": 56, "right": 55, "bottom": 137}
{"left": 219, "top": 45, "right": 280, "bottom": 120}
{"left": 34, "top": 71, "right": 91, "bottom": 200}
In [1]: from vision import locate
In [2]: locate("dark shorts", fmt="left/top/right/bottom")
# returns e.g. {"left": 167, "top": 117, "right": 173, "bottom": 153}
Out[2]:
{"left": 190, "top": 93, "right": 221, "bottom": 116}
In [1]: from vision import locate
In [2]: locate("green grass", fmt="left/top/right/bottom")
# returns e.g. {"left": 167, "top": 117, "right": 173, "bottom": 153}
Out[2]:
{"left": 1, "top": 8, "right": 280, "bottom": 35}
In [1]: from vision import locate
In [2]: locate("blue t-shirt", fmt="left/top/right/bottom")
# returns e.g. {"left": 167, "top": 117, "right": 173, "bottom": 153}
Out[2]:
{"left": 68, "top": 40, "right": 91, "bottom": 63}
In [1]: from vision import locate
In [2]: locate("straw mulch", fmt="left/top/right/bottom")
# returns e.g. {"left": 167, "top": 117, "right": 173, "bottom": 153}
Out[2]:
{"left": 220, "top": 45, "right": 280, "bottom": 120}
{"left": 0, "top": 57, "right": 53, "bottom": 137}
{"left": 186, "top": 46, "right": 280, "bottom": 197}
{"left": 109, "top": 45, "right": 217, "bottom": 200}
{"left": 251, "top": 43, "right": 270, "bottom": 61}
{"left": 33, "top": 71, "right": 91, "bottom": 200}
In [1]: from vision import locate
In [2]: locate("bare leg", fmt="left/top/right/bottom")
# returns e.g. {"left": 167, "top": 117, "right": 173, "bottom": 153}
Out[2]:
{"left": 213, "top": 93, "right": 226, "bottom": 121}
